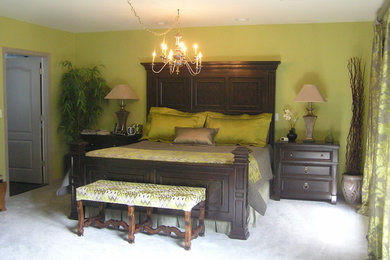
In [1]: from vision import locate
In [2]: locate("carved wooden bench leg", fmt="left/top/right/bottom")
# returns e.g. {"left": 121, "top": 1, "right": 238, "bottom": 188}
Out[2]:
{"left": 184, "top": 211, "right": 192, "bottom": 250}
{"left": 128, "top": 206, "right": 135, "bottom": 243}
{"left": 98, "top": 202, "right": 105, "bottom": 221}
{"left": 146, "top": 207, "right": 153, "bottom": 226}
{"left": 77, "top": 201, "right": 84, "bottom": 236}
{"left": 198, "top": 201, "right": 205, "bottom": 237}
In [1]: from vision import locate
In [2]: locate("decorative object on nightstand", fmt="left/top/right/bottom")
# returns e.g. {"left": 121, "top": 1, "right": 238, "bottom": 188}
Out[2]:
{"left": 128, "top": 123, "right": 143, "bottom": 136}
{"left": 283, "top": 106, "right": 298, "bottom": 142}
{"left": 324, "top": 131, "right": 334, "bottom": 144}
{"left": 105, "top": 84, "right": 139, "bottom": 135}
{"left": 294, "top": 84, "right": 325, "bottom": 143}
{"left": 273, "top": 142, "right": 339, "bottom": 204}
{"left": 342, "top": 57, "right": 365, "bottom": 205}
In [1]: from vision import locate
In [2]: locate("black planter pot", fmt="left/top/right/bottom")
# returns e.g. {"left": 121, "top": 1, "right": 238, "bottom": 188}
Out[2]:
{"left": 287, "top": 129, "right": 297, "bottom": 143}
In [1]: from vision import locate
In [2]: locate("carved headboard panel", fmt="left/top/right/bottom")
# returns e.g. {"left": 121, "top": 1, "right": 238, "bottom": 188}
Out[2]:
{"left": 141, "top": 61, "right": 280, "bottom": 143}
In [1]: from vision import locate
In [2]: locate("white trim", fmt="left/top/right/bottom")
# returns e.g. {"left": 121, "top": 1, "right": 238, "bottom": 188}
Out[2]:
{"left": 2, "top": 47, "right": 52, "bottom": 197}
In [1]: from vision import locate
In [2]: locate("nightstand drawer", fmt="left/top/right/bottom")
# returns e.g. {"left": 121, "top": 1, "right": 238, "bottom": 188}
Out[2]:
{"left": 282, "top": 150, "right": 331, "bottom": 161}
{"left": 282, "top": 179, "right": 331, "bottom": 194}
{"left": 282, "top": 164, "right": 331, "bottom": 176}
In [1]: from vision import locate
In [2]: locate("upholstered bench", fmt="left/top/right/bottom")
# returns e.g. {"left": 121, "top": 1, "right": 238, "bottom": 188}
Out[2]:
{"left": 76, "top": 180, "right": 206, "bottom": 250}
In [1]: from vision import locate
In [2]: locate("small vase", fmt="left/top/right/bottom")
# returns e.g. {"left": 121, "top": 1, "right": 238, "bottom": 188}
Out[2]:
{"left": 287, "top": 128, "right": 297, "bottom": 143}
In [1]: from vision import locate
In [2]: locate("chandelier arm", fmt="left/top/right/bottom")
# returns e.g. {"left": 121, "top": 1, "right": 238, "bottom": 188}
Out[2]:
{"left": 185, "top": 62, "right": 201, "bottom": 76}
{"left": 169, "top": 63, "right": 176, "bottom": 74}
{"left": 151, "top": 62, "right": 169, "bottom": 74}
{"left": 185, "top": 56, "right": 197, "bottom": 65}
{"left": 127, "top": 0, "right": 179, "bottom": 37}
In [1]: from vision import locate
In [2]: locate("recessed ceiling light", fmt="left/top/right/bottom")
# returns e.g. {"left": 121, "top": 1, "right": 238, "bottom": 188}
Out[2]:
{"left": 236, "top": 18, "right": 249, "bottom": 22}
{"left": 156, "top": 21, "right": 165, "bottom": 25}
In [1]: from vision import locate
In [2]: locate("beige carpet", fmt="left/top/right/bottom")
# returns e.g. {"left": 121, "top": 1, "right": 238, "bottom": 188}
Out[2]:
{"left": 0, "top": 182, "right": 368, "bottom": 260}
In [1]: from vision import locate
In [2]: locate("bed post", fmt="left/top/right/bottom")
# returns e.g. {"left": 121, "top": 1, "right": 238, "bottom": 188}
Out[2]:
{"left": 69, "top": 141, "right": 87, "bottom": 220}
{"left": 230, "top": 146, "right": 251, "bottom": 240}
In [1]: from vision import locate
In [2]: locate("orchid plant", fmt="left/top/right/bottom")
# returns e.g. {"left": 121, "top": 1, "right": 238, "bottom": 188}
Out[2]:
{"left": 283, "top": 106, "right": 298, "bottom": 131}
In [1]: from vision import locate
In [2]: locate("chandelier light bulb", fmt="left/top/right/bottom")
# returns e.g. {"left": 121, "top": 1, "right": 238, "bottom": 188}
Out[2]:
{"left": 168, "top": 50, "right": 173, "bottom": 60}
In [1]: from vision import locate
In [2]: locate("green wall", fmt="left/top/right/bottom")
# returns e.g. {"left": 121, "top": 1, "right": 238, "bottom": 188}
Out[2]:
{"left": 0, "top": 16, "right": 75, "bottom": 182}
{"left": 75, "top": 22, "right": 373, "bottom": 184}
{"left": 0, "top": 17, "right": 374, "bottom": 186}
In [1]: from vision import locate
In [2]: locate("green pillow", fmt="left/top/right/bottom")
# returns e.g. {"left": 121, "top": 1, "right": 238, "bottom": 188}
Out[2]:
{"left": 148, "top": 113, "right": 204, "bottom": 142}
{"left": 206, "top": 111, "right": 270, "bottom": 120}
{"left": 142, "top": 107, "right": 207, "bottom": 140}
{"left": 205, "top": 114, "right": 272, "bottom": 147}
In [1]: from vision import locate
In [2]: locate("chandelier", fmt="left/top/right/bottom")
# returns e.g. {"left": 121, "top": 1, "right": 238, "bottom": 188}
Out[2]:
{"left": 127, "top": 1, "right": 203, "bottom": 76}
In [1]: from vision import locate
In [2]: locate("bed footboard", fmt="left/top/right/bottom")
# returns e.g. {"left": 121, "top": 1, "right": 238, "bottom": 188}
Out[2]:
{"left": 69, "top": 143, "right": 251, "bottom": 240}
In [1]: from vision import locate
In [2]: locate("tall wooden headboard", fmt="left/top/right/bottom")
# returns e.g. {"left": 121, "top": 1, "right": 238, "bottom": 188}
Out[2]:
{"left": 141, "top": 61, "right": 280, "bottom": 144}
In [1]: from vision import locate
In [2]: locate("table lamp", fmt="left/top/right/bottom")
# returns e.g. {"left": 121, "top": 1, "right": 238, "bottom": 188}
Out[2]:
{"left": 105, "top": 84, "right": 139, "bottom": 134}
{"left": 294, "top": 84, "right": 325, "bottom": 142}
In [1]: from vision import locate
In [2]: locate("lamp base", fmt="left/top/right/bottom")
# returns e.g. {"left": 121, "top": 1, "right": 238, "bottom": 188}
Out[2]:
{"left": 116, "top": 109, "right": 129, "bottom": 134}
{"left": 303, "top": 115, "right": 317, "bottom": 142}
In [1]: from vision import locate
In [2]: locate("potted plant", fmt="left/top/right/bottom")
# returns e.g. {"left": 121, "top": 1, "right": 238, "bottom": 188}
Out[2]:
{"left": 58, "top": 61, "right": 110, "bottom": 144}
{"left": 342, "top": 57, "right": 365, "bottom": 205}
{"left": 283, "top": 106, "right": 298, "bottom": 142}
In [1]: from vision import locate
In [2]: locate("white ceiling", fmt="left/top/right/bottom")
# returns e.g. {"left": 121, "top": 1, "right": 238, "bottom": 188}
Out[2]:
{"left": 0, "top": 0, "right": 385, "bottom": 33}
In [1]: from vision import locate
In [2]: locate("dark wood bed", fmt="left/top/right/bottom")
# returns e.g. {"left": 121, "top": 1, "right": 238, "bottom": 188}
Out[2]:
{"left": 69, "top": 61, "right": 280, "bottom": 240}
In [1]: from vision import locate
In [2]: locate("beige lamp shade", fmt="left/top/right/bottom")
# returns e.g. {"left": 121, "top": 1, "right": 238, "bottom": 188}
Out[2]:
{"left": 294, "top": 84, "right": 325, "bottom": 143}
{"left": 105, "top": 84, "right": 139, "bottom": 100}
{"left": 294, "top": 84, "right": 325, "bottom": 103}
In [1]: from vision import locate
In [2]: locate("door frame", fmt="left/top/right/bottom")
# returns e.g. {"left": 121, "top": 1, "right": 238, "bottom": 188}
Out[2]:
{"left": 2, "top": 47, "right": 52, "bottom": 196}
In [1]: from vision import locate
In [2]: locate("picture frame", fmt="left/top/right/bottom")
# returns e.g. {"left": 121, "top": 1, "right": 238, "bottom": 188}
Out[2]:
{"left": 127, "top": 126, "right": 135, "bottom": 135}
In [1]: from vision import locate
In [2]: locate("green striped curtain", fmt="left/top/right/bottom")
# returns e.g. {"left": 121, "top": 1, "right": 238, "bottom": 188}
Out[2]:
{"left": 359, "top": 7, "right": 390, "bottom": 259}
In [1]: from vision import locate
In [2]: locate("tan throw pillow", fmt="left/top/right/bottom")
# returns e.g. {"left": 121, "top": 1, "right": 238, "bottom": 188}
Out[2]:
{"left": 173, "top": 127, "right": 219, "bottom": 145}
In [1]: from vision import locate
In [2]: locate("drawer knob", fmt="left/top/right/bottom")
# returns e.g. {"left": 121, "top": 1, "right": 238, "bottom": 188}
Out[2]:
{"left": 303, "top": 182, "right": 309, "bottom": 190}
{"left": 320, "top": 154, "right": 324, "bottom": 157}
{"left": 289, "top": 153, "right": 293, "bottom": 158}
{"left": 304, "top": 167, "right": 309, "bottom": 173}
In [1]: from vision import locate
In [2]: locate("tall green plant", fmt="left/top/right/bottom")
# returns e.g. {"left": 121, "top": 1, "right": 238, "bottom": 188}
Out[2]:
{"left": 59, "top": 61, "right": 110, "bottom": 142}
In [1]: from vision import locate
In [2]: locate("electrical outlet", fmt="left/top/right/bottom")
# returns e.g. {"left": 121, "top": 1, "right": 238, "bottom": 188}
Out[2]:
{"left": 275, "top": 113, "right": 279, "bottom": 121}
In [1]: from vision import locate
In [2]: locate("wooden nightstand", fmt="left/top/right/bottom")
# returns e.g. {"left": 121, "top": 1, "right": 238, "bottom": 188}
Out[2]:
{"left": 273, "top": 142, "right": 339, "bottom": 204}
{"left": 0, "top": 182, "right": 6, "bottom": 211}
{"left": 80, "top": 134, "right": 142, "bottom": 151}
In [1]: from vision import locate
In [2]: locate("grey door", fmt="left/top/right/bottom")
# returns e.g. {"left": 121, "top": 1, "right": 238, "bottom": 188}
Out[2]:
{"left": 6, "top": 56, "right": 43, "bottom": 183}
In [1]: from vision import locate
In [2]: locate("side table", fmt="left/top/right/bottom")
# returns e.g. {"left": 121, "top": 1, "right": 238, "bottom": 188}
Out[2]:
{"left": 0, "top": 182, "right": 7, "bottom": 211}
{"left": 273, "top": 141, "right": 339, "bottom": 204}
{"left": 80, "top": 134, "right": 142, "bottom": 151}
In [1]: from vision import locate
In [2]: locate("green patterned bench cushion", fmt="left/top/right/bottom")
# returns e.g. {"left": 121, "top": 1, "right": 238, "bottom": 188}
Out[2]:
{"left": 76, "top": 180, "right": 206, "bottom": 211}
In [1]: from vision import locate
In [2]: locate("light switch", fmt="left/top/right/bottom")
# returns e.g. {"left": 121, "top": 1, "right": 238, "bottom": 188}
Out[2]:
{"left": 0, "top": 109, "right": 2, "bottom": 118}
{"left": 275, "top": 113, "right": 279, "bottom": 121}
